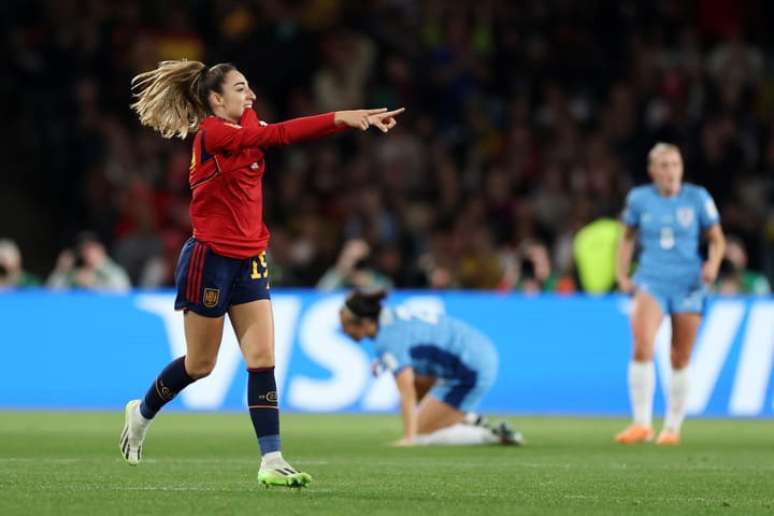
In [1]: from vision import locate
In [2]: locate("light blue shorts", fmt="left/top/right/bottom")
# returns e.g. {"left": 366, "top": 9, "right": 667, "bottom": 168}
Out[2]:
{"left": 634, "top": 279, "right": 706, "bottom": 315}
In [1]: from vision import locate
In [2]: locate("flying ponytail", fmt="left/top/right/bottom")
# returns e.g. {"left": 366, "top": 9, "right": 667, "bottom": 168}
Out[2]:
{"left": 130, "top": 59, "right": 235, "bottom": 139}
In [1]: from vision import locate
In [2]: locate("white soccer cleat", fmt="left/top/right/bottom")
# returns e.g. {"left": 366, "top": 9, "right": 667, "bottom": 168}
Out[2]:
{"left": 257, "top": 453, "right": 312, "bottom": 488}
{"left": 119, "top": 400, "right": 149, "bottom": 465}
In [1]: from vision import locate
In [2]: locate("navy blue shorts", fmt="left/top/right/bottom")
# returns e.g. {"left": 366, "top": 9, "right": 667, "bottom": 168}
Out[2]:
{"left": 174, "top": 237, "right": 271, "bottom": 317}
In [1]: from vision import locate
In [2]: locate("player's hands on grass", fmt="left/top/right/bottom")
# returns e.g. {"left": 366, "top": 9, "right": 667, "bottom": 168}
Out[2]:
{"left": 392, "top": 437, "right": 415, "bottom": 447}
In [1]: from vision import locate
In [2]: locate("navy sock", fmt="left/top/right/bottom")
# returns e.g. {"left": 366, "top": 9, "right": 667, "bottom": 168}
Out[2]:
{"left": 139, "top": 356, "right": 196, "bottom": 419}
{"left": 247, "top": 367, "right": 281, "bottom": 455}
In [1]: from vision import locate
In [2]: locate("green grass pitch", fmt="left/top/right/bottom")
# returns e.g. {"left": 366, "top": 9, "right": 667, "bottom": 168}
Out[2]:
{"left": 1, "top": 412, "right": 773, "bottom": 515}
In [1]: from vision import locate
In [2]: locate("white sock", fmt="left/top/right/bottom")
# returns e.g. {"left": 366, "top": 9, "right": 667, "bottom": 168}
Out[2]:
{"left": 663, "top": 367, "right": 690, "bottom": 434}
{"left": 133, "top": 404, "right": 151, "bottom": 429}
{"left": 414, "top": 423, "right": 498, "bottom": 446}
{"left": 628, "top": 361, "right": 655, "bottom": 427}
{"left": 260, "top": 451, "right": 284, "bottom": 467}
{"left": 463, "top": 412, "right": 484, "bottom": 426}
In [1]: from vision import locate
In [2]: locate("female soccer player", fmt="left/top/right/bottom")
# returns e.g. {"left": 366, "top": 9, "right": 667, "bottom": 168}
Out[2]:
{"left": 615, "top": 143, "right": 725, "bottom": 445}
{"left": 339, "top": 290, "right": 522, "bottom": 447}
{"left": 119, "top": 60, "right": 404, "bottom": 487}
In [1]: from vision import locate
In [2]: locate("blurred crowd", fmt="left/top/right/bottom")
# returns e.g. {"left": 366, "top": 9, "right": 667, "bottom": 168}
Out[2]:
{"left": 2, "top": 0, "right": 773, "bottom": 294}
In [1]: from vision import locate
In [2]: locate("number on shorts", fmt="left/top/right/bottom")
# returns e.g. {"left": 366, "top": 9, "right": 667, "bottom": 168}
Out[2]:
{"left": 250, "top": 254, "right": 269, "bottom": 280}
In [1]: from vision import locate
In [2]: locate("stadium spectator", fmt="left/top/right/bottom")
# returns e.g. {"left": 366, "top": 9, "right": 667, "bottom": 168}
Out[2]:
{"left": 47, "top": 232, "right": 131, "bottom": 292}
{"left": 3, "top": 1, "right": 773, "bottom": 290}
{"left": 317, "top": 239, "right": 394, "bottom": 291}
{"left": 0, "top": 239, "right": 40, "bottom": 289}
{"left": 507, "top": 239, "right": 574, "bottom": 294}
{"left": 715, "top": 236, "right": 771, "bottom": 295}
{"left": 574, "top": 218, "right": 624, "bottom": 294}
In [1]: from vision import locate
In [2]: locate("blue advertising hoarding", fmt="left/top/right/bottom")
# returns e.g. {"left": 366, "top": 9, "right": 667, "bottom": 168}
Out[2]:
{"left": 0, "top": 290, "right": 772, "bottom": 417}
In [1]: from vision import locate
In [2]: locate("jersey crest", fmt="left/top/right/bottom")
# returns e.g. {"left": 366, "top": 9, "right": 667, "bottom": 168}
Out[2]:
{"left": 677, "top": 207, "right": 694, "bottom": 228}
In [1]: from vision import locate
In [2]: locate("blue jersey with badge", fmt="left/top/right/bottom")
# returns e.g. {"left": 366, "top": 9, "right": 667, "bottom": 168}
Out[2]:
{"left": 623, "top": 183, "right": 719, "bottom": 289}
{"left": 372, "top": 307, "right": 498, "bottom": 381}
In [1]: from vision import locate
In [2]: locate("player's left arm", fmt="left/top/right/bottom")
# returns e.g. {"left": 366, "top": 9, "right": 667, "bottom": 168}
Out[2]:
{"left": 702, "top": 224, "right": 725, "bottom": 284}
{"left": 698, "top": 188, "right": 725, "bottom": 284}
{"left": 393, "top": 367, "right": 418, "bottom": 446}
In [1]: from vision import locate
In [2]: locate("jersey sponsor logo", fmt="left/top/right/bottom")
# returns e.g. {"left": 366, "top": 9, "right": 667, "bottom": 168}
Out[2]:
{"left": 676, "top": 207, "right": 694, "bottom": 228}
{"left": 203, "top": 288, "right": 220, "bottom": 308}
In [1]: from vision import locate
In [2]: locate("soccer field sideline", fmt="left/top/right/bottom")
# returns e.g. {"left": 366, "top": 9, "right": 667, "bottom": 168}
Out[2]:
{"left": 1, "top": 413, "right": 773, "bottom": 515}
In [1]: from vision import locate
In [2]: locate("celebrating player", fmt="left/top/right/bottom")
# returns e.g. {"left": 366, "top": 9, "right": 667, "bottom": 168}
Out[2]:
{"left": 339, "top": 290, "right": 522, "bottom": 447}
{"left": 120, "top": 59, "right": 404, "bottom": 487}
{"left": 615, "top": 143, "right": 725, "bottom": 445}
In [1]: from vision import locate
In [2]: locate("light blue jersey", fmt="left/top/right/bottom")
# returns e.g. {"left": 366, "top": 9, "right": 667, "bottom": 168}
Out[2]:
{"left": 623, "top": 183, "right": 720, "bottom": 313}
{"left": 372, "top": 307, "right": 498, "bottom": 412}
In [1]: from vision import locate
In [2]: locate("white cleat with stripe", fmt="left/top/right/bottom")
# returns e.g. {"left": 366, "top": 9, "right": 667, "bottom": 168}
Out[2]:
{"left": 119, "top": 400, "right": 149, "bottom": 465}
{"left": 257, "top": 454, "right": 312, "bottom": 488}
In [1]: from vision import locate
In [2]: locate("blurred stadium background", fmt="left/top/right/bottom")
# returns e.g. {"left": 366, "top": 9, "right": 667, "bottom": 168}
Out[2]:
{"left": 1, "top": 0, "right": 772, "bottom": 293}
{"left": 2, "top": 1, "right": 774, "bottom": 514}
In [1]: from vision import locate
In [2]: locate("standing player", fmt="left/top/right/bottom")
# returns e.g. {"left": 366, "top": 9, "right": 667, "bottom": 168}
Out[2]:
{"left": 339, "top": 290, "right": 522, "bottom": 447}
{"left": 120, "top": 59, "right": 404, "bottom": 487}
{"left": 615, "top": 143, "right": 725, "bottom": 445}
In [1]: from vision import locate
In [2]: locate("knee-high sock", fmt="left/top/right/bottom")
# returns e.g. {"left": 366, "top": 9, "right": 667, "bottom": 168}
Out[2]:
{"left": 248, "top": 367, "right": 281, "bottom": 456}
{"left": 140, "top": 356, "right": 196, "bottom": 419}
{"left": 663, "top": 367, "right": 690, "bottom": 433}
{"left": 628, "top": 361, "right": 655, "bottom": 427}
{"left": 414, "top": 424, "right": 498, "bottom": 446}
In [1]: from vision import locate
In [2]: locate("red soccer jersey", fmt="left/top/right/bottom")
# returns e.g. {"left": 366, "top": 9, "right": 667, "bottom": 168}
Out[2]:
{"left": 188, "top": 108, "right": 346, "bottom": 258}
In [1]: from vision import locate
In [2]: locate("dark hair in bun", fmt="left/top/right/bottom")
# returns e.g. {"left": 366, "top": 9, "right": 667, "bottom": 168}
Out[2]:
{"left": 344, "top": 289, "right": 388, "bottom": 320}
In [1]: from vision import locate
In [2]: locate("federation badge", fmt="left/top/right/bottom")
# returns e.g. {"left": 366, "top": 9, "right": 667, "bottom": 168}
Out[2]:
{"left": 203, "top": 288, "right": 220, "bottom": 308}
{"left": 676, "top": 207, "right": 694, "bottom": 228}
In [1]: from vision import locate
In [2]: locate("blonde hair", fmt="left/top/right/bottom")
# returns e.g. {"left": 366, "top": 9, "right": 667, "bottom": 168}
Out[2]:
{"left": 130, "top": 60, "right": 235, "bottom": 139}
{"left": 647, "top": 142, "right": 681, "bottom": 164}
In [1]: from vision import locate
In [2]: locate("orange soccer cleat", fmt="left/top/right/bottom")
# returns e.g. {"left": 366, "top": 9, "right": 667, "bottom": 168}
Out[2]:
{"left": 656, "top": 430, "right": 680, "bottom": 446}
{"left": 614, "top": 424, "right": 655, "bottom": 444}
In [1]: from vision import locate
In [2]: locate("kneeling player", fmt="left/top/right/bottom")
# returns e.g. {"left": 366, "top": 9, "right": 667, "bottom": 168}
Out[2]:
{"left": 339, "top": 290, "right": 522, "bottom": 447}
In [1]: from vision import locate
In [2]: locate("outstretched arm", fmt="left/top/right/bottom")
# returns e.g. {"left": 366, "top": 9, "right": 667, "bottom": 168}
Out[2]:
{"left": 205, "top": 107, "right": 406, "bottom": 154}
{"left": 336, "top": 107, "right": 405, "bottom": 133}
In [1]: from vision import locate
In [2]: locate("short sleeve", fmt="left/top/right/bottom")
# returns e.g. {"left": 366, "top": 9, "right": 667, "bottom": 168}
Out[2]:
{"left": 697, "top": 187, "right": 720, "bottom": 229}
{"left": 376, "top": 331, "right": 412, "bottom": 375}
{"left": 622, "top": 190, "right": 640, "bottom": 227}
